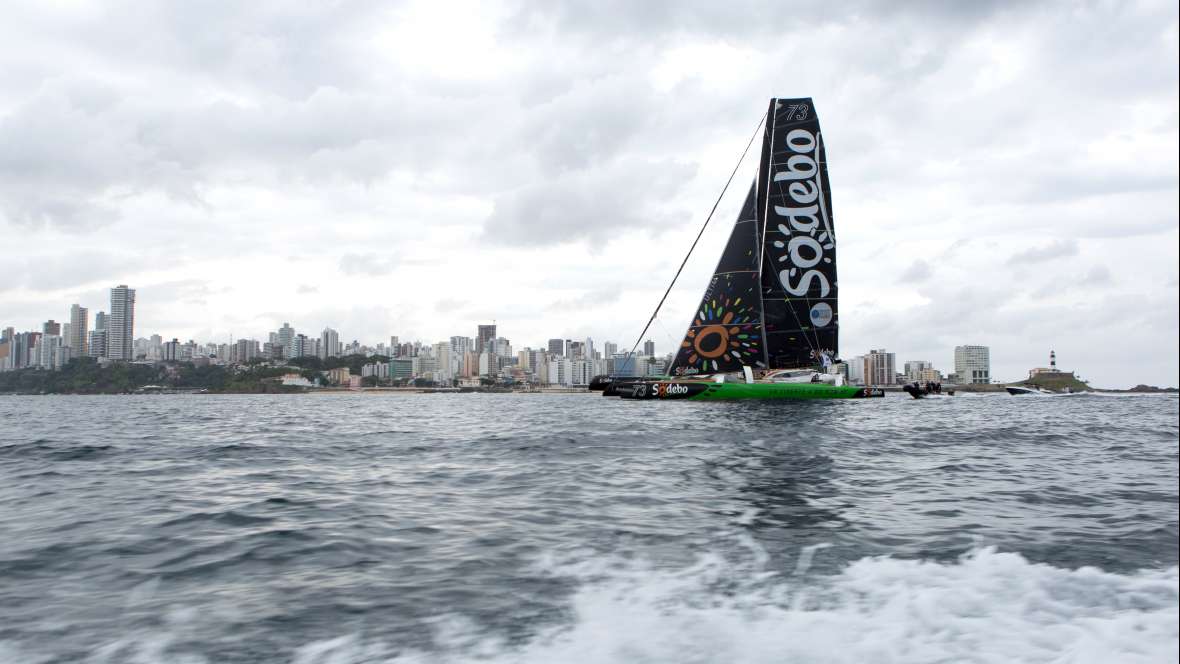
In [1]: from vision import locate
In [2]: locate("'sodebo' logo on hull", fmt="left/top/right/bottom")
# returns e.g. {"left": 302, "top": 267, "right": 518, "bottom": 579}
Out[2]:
{"left": 657, "top": 383, "right": 690, "bottom": 397}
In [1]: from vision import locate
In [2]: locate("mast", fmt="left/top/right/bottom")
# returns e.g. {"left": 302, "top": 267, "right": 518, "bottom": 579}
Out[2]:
{"left": 755, "top": 98, "right": 778, "bottom": 369}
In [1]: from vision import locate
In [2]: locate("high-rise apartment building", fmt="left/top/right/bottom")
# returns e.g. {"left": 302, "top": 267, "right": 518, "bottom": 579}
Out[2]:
{"left": 163, "top": 339, "right": 180, "bottom": 361}
{"left": 233, "top": 339, "right": 260, "bottom": 363}
{"left": 108, "top": 285, "right": 136, "bottom": 360}
{"left": 320, "top": 328, "right": 340, "bottom": 360}
{"left": 291, "top": 334, "right": 313, "bottom": 359}
{"left": 547, "top": 338, "right": 564, "bottom": 356}
{"left": 603, "top": 341, "right": 617, "bottom": 358}
{"left": 643, "top": 340, "right": 655, "bottom": 357}
{"left": 43, "top": 320, "right": 61, "bottom": 336}
{"left": 277, "top": 323, "right": 295, "bottom": 359}
{"left": 35, "top": 335, "right": 67, "bottom": 370}
{"left": 450, "top": 336, "right": 472, "bottom": 358}
{"left": 861, "top": 349, "right": 896, "bottom": 386}
{"left": 69, "top": 305, "right": 89, "bottom": 355}
{"left": 954, "top": 345, "right": 991, "bottom": 384}
{"left": 477, "top": 324, "right": 497, "bottom": 353}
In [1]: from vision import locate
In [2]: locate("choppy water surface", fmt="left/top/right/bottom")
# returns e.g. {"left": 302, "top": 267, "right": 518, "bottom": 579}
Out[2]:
{"left": 1, "top": 392, "right": 1177, "bottom": 663}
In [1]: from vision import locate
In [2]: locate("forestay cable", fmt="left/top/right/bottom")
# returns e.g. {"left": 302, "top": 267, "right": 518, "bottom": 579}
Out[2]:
{"left": 623, "top": 111, "right": 768, "bottom": 371}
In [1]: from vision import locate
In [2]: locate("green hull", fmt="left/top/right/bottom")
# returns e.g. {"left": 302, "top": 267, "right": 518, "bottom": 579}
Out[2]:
{"left": 618, "top": 380, "right": 882, "bottom": 400}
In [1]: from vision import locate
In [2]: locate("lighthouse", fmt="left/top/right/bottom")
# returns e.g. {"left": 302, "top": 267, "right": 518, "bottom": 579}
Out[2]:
{"left": 1050, "top": 350, "right": 1057, "bottom": 371}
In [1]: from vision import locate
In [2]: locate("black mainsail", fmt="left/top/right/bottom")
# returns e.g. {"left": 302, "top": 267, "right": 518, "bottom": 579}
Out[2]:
{"left": 669, "top": 97, "right": 837, "bottom": 375}
{"left": 668, "top": 184, "right": 766, "bottom": 375}
{"left": 757, "top": 97, "right": 838, "bottom": 369}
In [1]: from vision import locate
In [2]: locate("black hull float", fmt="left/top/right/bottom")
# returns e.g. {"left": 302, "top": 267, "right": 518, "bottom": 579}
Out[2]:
{"left": 588, "top": 375, "right": 648, "bottom": 397}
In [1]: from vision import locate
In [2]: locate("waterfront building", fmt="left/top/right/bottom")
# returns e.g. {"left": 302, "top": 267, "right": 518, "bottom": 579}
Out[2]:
{"left": 163, "top": 339, "right": 180, "bottom": 361}
{"left": 450, "top": 336, "right": 472, "bottom": 358}
{"left": 280, "top": 373, "right": 315, "bottom": 387}
{"left": 644, "top": 356, "right": 667, "bottom": 376}
{"left": 571, "top": 359, "right": 594, "bottom": 386}
{"left": 479, "top": 351, "right": 495, "bottom": 376}
{"left": 434, "top": 341, "right": 453, "bottom": 380}
{"left": 547, "top": 338, "right": 564, "bottom": 356}
{"left": 291, "top": 334, "right": 312, "bottom": 358}
{"left": 361, "top": 362, "right": 390, "bottom": 380}
{"left": 263, "top": 341, "right": 284, "bottom": 360}
{"left": 548, "top": 356, "right": 573, "bottom": 386}
{"left": 234, "top": 339, "right": 260, "bottom": 363}
{"left": 108, "top": 285, "right": 136, "bottom": 361}
{"left": 846, "top": 356, "right": 864, "bottom": 384}
{"left": 390, "top": 358, "right": 413, "bottom": 381}
{"left": 320, "top": 328, "right": 340, "bottom": 360}
{"left": 954, "top": 345, "right": 991, "bottom": 384}
{"left": 567, "top": 340, "right": 584, "bottom": 360}
{"left": 277, "top": 323, "right": 295, "bottom": 359}
{"left": 88, "top": 329, "right": 108, "bottom": 358}
{"left": 34, "top": 335, "right": 67, "bottom": 370}
{"left": 148, "top": 334, "right": 163, "bottom": 361}
{"left": 903, "top": 360, "right": 932, "bottom": 382}
{"left": 861, "top": 349, "right": 896, "bottom": 386}
{"left": 916, "top": 367, "right": 943, "bottom": 383}
{"left": 477, "top": 324, "right": 497, "bottom": 353}
{"left": 493, "top": 337, "right": 512, "bottom": 358}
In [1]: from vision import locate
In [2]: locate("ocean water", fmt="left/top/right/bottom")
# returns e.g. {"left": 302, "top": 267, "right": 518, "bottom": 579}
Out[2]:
{"left": 0, "top": 392, "right": 1176, "bottom": 663}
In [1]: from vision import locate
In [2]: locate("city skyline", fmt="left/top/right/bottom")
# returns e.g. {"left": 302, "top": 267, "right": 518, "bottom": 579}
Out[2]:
{"left": 1, "top": 3, "right": 1176, "bottom": 389}
{"left": 3, "top": 283, "right": 1026, "bottom": 387}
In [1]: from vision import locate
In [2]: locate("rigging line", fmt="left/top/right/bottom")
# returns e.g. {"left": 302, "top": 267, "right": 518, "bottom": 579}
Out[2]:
{"left": 624, "top": 110, "right": 768, "bottom": 368}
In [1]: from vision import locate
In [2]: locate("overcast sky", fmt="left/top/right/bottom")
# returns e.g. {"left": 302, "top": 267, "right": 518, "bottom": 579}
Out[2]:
{"left": 1, "top": 1, "right": 1177, "bottom": 387}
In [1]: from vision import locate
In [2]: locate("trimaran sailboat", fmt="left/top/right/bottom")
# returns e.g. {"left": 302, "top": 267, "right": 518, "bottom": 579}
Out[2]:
{"left": 592, "top": 97, "right": 883, "bottom": 400}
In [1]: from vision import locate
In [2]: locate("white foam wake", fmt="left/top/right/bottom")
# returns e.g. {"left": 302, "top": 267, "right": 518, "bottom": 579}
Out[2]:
{"left": 305, "top": 548, "right": 1178, "bottom": 664}
{"left": 3, "top": 549, "right": 1175, "bottom": 664}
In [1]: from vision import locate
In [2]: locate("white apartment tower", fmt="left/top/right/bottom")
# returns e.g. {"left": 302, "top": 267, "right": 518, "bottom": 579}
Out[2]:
{"left": 278, "top": 323, "right": 295, "bottom": 359}
{"left": 320, "top": 327, "right": 340, "bottom": 360}
{"left": 954, "top": 345, "right": 991, "bottom": 384}
{"left": 108, "top": 285, "right": 136, "bottom": 361}
{"left": 69, "top": 304, "right": 89, "bottom": 355}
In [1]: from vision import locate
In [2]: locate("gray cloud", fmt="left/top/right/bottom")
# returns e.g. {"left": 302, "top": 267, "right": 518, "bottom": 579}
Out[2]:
{"left": 483, "top": 160, "right": 696, "bottom": 247}
{"left": 339, "top": 253, "right": 399, "bottom": 276}
{"left": 0, "top": 251, "right": 139, "bottom": 293}
{"left": 898, "top": 259, "right": 933, "bottom": 283}
{"left": 1006, "top": 239, "right": 1079, "bottom": 266}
